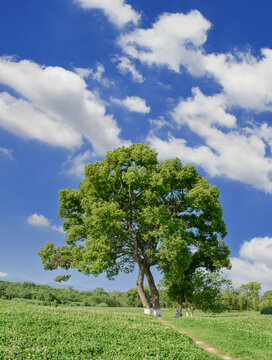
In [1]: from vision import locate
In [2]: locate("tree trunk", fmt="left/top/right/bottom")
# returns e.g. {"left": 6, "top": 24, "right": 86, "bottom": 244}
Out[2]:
{"left": 144, "top": 265, "right": 162, "bottom": 317}
{"left": 136, "top": 264, "right": 152, "bottom": 315}
{"left": 175, "top": 294, "right": 184, "bottom": 317}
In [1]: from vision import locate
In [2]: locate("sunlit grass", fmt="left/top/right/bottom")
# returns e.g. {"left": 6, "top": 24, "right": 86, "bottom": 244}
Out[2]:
{"left": 0, "top": 301, "right": 220, "bottom": 360}
{"left": 163, "top": 310, "right": 272, "bottom": 360}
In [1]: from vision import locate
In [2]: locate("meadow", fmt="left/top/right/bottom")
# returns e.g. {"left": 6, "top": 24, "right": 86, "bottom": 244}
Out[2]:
{"left": 162, "top": 310, "right": 272, "bottom": 360}
{"left": 0, "top": 300, "right": 219, "bottom": 360}
{"left": 1, "top": 300, "right": 272, "bottom": 360}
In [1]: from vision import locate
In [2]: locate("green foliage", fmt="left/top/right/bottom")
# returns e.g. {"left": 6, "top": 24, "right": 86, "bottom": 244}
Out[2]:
{"left": 158, "top": 163, "right": 230, "bottom": 310}
{"left": 260, "top": 306, "right": 272, "bottom": 315}
{"left": 0, "top": 301, "right": 220, "bottom": 360}
{"left": 183, "top": 271, "right": 230, "bottom": 313}
{"left": 239, "top": 281, "right": 261, "bottom": 298}
{"left": 0, "top": 281, "right": 116, "bottom": 307}
{"left": 221, "top": 282, "right": 266, "bottom": 311}
{"left": 96, "top": 302, "right": 109, "bottom": 307}
{"left": 126, "top": 286, "right": 152, "bottom": 307}
{"left": 54, "top": 275, "right": 71, "bottom": 282}
{"left": 38, "top": 143, "right": 229, "bottom": 314}
{"left": 0, "top": 280, "right": 171, "bottom": 308}
{"left": 264, "top": 290, "right": 272, "bottom": 298}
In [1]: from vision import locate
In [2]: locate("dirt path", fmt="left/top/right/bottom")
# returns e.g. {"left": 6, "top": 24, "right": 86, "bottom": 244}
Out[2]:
{"left": 158, "top": 318, "right": 239, "bottom": 360}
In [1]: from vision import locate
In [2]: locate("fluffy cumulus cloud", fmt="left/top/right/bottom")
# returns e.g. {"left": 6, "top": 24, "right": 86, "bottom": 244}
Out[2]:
{"left": 224, "top": 237, "right": 272, "bottom": 292}
{"left": 0, "top": 57, "right": 128, "bottom": 155}
{"left": 112, "top": 96, "right": 150, "bottom": 113}
{"left": 0, "top": 272, "right": 8, "bottom": 277}
{"left": 0, "top": 147, "right": 13, "bottom": 160}
{"left": 27, "top": 213, "right": 64, "bottom": 233}
{"left": 119, "top": 11, "right": 272, "bottom": 193}
{"left": 75, "top": 0, "right": 140, "bottom": 28}
{"left": 203, "top": 49, "right": 272, "bottom": 112}
{"left": 118, "top": 10, "right": 211, "bottom": 74}
{"left": 118, "top": 9, "right": 272, "bottom": 112}
{"left": 148, "top": 88, "right": 272, "bottom": 192}
{"left": 240, "top": 236, "right": 272, "bottom": 268}
{"left": 0, "top": 92, "right": 81, "bottom": 149}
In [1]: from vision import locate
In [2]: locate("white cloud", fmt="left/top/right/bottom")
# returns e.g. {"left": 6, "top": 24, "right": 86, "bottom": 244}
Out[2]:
{"left": 173, "top": 88, "right": 236, "bottom": 129}
{"left": 0, "top": 147, "right": 13, "bottom": 160}
{"left": 203, "top": 49, "right": 272, "bottom": 111}
{"left": 74, "top": 67, "right": 93, "bottom": 79}
{"left": 27, "top": 213, "right": 64, "bottom": 233}
{"left": 118, "top": 10, "right": 272, "bottom": 113}
{"left": 118, "top": 10, "right": 211, "bottom": 74}
{"left": 123, "top": 96, "right": 150, "bottom": 113}
{"left": 224, "top": 236, "right": 272, "bottom": 292}
{"left": 112, "top": 96, "right": 150, "bottom": 113}
{"left": 0, "top": 272, "right": 8, "bottom": 277}
{"left": 148, "top": 88, "right": 272, "bottom": 193}
{"left": 62, "top": 150, "right": 92, "bottom": 178}
{"left": 75, "top": 0, "right": 140, "bottom": 28}
{"left": 149, "top": 116, "right": 170, "bottom": 130}
{"left": 91, "top": 64, "right": 105, "bottom": 82}
{"left": 116, "top": 56, "right": 144, "bottom": 83}
{"left": 0, "top": 57, "right": 128, "bottom": 155}
{"left": 240, "top": 236, "right": 272, "bottom": 268}
{"left": 75, "top": 64, "right": 111, "bottom": 86}
{"left": 0, "top": 92, "right": 81, "bottom": 149}
{"left": 27, "top": 214, "right": 51, "bottom": 227}
{"left": 225, "top": 258, "right": 272, "bottom": 292}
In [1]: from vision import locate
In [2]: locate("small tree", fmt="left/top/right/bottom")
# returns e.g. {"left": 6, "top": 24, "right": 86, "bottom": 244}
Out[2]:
{"left": 183, "top": 271, "right": 230, "bottom": 316}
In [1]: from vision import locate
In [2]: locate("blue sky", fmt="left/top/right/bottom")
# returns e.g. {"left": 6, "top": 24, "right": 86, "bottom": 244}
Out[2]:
{"left": 1, "top": 0, "right": 272, "bottom": 292}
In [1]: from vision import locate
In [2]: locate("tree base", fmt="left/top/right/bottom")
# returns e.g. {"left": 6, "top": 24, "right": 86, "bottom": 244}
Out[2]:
{"left": 175, "top": 311, "right": 182, "bottom": 318}
{"left": 153, "top": 308, "right": 162, "bottom": 317}
{"left": 144, "top": 308, "right": 152, "bottom": 315}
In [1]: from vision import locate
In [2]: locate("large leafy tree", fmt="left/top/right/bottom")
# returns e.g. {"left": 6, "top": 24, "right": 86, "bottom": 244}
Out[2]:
{"left": 39, "top": 143, "right": 230, "bottom": 316}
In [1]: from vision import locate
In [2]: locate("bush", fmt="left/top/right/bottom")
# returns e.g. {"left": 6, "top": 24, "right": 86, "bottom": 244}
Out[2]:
{"left": 260, "top": 306, "right": 272, "bottom": 315}
{"left": 96, "top": 302, "right": 109, "bottom": 307}
{"left": 63, "top": 301, "right": 82, "bottom": 307}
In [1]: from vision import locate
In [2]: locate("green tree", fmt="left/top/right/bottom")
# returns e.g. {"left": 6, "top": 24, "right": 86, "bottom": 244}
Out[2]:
{"left": 159, "top": 175, "right": 231, "bottom": 317}
{"left": 38, "top": 143, "right": 229, "bottom": 317}
{"left": 260, "top": 290, "right": 272, "bottom": 310}
{"left": 238, "top": 282, "right": 261, "bottom": 310}
{"left": 126, "top": 286, "right": 151, "bottom": 307}
{"left": 183, "top": 271, "right": 230, "bottom": 315}
{"left": 264, "top": 290, "right": 272, "bottom": 298}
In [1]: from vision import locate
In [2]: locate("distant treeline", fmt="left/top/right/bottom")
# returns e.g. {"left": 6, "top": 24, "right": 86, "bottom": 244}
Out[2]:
{"left": 0, "top": 280, "right": 173, "bottom": 308}
{"left": 1, "top": 280, "right": 272, "bottom": 311}
{"left": 221, "top": 282, "right": 272, "bottom": 311}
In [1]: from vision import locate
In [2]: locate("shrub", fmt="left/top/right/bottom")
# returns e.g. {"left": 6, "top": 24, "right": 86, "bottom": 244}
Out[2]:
{"left": 260, "top": 306, "right": 272, "bottom": 315}
{"left": 96, "top": 302, "right": 108, "bottom": 307}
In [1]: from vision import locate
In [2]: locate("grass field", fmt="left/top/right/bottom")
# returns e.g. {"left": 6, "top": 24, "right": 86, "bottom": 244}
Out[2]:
{"left": 0, "top": 300, "right": 220, "bottom": 360}
{"left": 1, "top": 301, "right": 272, "bottom": 360}
{"left": 162, "top": 310, "right": 272, "bottom": 360}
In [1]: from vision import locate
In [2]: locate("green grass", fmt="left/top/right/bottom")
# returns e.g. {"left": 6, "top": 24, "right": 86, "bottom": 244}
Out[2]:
{"left": 0, "top": 301, "right": 220, "bottom": 360}
{"left": 162, "top": 310, "right": 272, "bottom": 360}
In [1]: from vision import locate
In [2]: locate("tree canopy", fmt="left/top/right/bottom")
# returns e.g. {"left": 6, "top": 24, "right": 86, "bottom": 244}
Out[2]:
{"left": 39, "top": 143, "right": 230, "bottom": 316}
